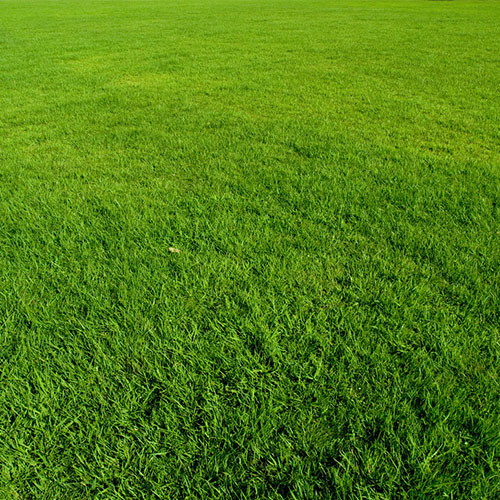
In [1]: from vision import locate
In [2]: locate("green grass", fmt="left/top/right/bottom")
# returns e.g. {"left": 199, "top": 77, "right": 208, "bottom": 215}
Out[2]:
{"left": 1, "top": 0, "right": 499, "bottom": 497}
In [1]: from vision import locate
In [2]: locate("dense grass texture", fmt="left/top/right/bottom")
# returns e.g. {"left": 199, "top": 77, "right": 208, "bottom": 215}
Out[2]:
{"left": 1, "top": 0, "right": 499, "bottom": 498}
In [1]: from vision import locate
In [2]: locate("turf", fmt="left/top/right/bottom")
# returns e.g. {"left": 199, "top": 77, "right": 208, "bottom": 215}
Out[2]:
{"left": 0, "top": 0, "right": 499, "bottom": 498}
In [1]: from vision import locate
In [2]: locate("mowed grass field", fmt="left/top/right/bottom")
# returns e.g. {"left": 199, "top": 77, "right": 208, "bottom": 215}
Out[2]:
{"left": 1, "top": 0, "right": 499, "bottom": 497}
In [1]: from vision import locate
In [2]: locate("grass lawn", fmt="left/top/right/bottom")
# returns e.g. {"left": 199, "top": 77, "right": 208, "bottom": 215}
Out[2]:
{"left": 1, "top": 0, "right": 499, "bottom": 497}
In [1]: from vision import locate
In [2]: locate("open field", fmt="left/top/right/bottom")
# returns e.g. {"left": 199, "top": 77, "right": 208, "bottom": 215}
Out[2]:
{"left": 0, "top": 0, "right": 499, "bottom": 498}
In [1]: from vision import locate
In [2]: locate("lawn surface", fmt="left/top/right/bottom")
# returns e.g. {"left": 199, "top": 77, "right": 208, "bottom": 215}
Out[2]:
{"left": 1, "top": 0, "right": 499, "bottom": 498}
